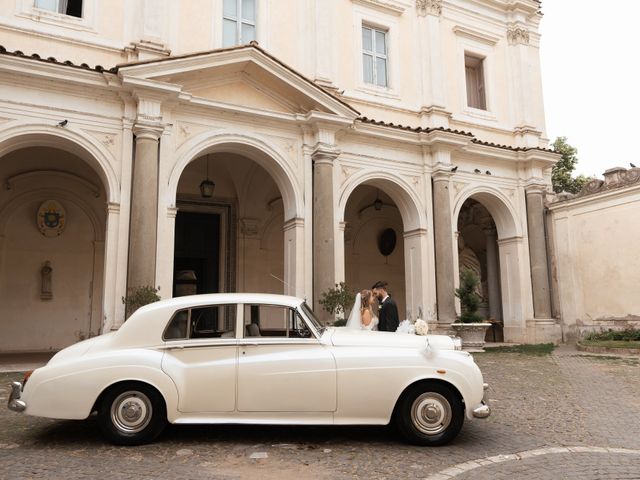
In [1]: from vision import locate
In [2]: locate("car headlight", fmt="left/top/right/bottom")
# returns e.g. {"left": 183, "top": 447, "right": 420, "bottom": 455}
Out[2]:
{"left": 452, "top": 337, "right": 463, "bottom": 351}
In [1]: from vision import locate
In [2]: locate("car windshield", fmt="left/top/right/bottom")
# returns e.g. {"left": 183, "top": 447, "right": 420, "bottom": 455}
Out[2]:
{"left": 300, "top": 302, "right": 326, "bottom": 335}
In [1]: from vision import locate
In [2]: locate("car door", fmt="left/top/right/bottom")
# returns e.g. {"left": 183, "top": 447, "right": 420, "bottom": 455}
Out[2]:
{"left": 237, "top": 303, "right": 337, "bottom": 412}
{"left": 161, "top": 303, "right": 239, "bottom": 413}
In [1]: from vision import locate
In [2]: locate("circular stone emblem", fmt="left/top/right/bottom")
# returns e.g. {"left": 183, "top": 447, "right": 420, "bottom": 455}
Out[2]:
{"left": 37, "top": 200, "right": 66, "bottom": 237}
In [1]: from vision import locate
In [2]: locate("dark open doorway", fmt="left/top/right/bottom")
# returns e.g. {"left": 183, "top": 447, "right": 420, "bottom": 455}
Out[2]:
{"left": 173, "top": 211, "right": 220, "bottom": 296}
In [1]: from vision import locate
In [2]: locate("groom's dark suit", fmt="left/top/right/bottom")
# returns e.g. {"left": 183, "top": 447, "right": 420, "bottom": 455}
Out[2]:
{"left": 378, "top": 296, "right": 399, "bottom": 332}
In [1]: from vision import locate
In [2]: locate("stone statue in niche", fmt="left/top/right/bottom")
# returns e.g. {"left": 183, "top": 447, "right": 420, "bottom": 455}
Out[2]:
{"left": 41, "top": 261, "right": 53, "bottom": 300}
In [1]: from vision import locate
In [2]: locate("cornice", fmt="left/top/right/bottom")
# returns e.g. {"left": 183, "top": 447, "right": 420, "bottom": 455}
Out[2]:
{"left": 351, "top": 0, "right": 411, "bottom": 16}
{"left": 453, "top": 25, "right": 501, "bottom": 45}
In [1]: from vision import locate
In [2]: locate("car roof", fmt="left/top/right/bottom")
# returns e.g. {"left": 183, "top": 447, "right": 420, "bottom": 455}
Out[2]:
{"left": 141, "top": 293, "right": 305, "bottom": 311}
{"left": 114, "top": 293, "right": 307, "bottom": 347}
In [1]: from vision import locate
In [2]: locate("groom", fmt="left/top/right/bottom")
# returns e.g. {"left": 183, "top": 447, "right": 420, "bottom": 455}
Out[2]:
{"left": 372, "top": 280, "right": 399, "bottom": 332}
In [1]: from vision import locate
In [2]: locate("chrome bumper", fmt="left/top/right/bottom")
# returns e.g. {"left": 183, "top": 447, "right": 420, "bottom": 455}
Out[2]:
{"left": 472, "top": 382, "right": 491, "bottom": 419}
{"left": 8, "top": 381, "right": 26, "bottom": 412}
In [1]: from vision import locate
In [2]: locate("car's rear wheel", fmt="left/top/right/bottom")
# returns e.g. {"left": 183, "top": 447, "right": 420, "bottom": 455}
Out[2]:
{"left": 395, "top": 382, "right": 464, "bottom": 446}
{"left": 98, "top": 382, "right": 166, "bottom": 445}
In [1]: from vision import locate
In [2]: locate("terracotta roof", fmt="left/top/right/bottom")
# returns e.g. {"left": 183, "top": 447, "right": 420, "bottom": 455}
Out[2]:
{"left": 0, "top": 44, "right": 117, "bottom": 73}
{"left": 358, "top": 117, "right": 473, "bottom": 136}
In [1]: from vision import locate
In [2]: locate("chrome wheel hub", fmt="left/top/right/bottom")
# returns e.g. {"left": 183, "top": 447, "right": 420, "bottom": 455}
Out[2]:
{"left": 111, "top": 391, "right": 152, "bottom": 434}
{"left": 411, "top": 392, "right": 452, "bottom": 436}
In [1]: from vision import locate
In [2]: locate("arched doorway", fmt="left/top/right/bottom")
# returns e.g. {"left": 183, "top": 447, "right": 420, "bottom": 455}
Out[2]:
{"left": 339, "top": 175, "right": 432, "bottom": 325}
{"left": 344, "top": 185, "right": 406, "bottom": 319}
{"left": 0, "top": 145, "right": 109, "bottom": 352}
{"left": 454, "top": 189, "right": 527, "bottom": 342}
{"left": 172, "top": 152, "right": 287, "bottom": 296}
{"left": 457, "top": 199, "right": 502, "bottom": 340}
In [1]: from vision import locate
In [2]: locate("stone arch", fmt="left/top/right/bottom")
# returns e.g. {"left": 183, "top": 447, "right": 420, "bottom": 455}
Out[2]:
{"left": 453, "top": 185, "right": 528, "bottom": 341}
{"left": 0, "top": 122, "right": 120, "bottom": 203}
{"left": 338, "top": 170, "right": 427, "bottom": 232}
{"left": 169, "top": 131, "right": 303, "bottom": 221}
{"left": 453, "top": 185, "right": 521, "bottom": 239}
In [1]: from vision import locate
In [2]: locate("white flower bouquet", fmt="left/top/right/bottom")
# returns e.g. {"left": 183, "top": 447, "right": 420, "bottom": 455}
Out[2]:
{"left": 395, "top": 319, "right": 429, "bottom": 335}
{"left": 414, "top": 319, "right": 429, "bottom": 336}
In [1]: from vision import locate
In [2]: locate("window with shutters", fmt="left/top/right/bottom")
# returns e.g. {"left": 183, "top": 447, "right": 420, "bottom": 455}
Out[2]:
{"left": 465, "top": 54, "right": 487, "bottom": 110}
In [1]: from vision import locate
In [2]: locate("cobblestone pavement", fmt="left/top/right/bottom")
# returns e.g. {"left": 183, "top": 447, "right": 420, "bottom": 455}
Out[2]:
{"left": 1, "top": 346, "right": 639, "bottom": 479}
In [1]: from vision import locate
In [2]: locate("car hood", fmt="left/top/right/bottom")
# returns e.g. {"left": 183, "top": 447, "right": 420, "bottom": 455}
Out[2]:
{"left": 329, "top": 328, "right": 456, "bottom": 350}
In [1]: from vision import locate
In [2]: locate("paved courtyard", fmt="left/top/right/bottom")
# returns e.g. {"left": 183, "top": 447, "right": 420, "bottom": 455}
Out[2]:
{"left": 1, "top": 345, "right": 639, "bottom": 479}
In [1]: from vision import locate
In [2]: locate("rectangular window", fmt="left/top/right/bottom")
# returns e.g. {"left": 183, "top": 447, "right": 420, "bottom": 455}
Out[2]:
{"left": 362, "top": 25, "right": 388, "bottom": 88}
{"left": 35, "top": 0, "right": 83, "bottom": 17}
{"left": 243, "top": 304, "right": 309, "bottom": 338}
{"left": 465, "top": 54, "right": 487, "bottom": 110}
{"left": 164, "top": 304, "right": 237, "bottom": 340}
{"left": 223, "top": 0, "right": 256, "bottom": 47}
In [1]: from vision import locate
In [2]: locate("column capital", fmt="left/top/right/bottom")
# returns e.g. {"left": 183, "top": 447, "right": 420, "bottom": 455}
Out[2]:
{"left": 431, "top": 165, "right": 454, "bottom": 181}
{"left": 524, "top": 182, "right": 548, "bottom": 195}
{"left": 284, "top": 217, "right": 305, "bottom": 232}
{"left": 133, "top": 122, "right": 163, "bottom": 141}
{"left": 106, "top": 202, "right": 121, "bottom": 215}
{"left": 507, "top": 23, "right": 530, "bottom": 46}
{"left": 311, "top": 143, "right": 340, "bottom": 165}
{"left": 416, "top": 0, "right": 442, "bottom": 17}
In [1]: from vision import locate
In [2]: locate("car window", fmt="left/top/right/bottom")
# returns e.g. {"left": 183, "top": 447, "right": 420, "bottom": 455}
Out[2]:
{"left": 164, "top": 304, "right": 237, "bottom": 340}
{"left": 243, "top": 304, "right": 312, "bottom": 339}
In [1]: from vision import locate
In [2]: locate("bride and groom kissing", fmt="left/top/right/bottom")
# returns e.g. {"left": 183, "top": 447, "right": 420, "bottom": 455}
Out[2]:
{"left": 346, "top": 280, "right": 400, "bottom": 332}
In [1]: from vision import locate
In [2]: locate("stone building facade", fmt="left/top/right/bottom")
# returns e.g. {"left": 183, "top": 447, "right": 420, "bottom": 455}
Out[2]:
{"left": 0, "top": 0, "right": 561, "bottom": 352}
{"left": 547, "top": 168, "right": 640, "bottom": 341}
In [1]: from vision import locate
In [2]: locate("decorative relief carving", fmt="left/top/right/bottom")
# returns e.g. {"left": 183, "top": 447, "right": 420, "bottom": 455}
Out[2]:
{"left": 453, "top": 182, "right": 466, "bottom": 194}
{"left": 576, "top": 167, "right": 640, "bottom": 198}
{"left": 416, "top": 0, "right": 442, "bottom": 17}
{"left": 507, "top": 24, "right": 530, "bottom": 45}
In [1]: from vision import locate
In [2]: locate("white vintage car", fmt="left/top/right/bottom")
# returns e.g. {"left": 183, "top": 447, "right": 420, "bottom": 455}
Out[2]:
{"left": 8, "top": 293, "right": 490, "bottom": 446}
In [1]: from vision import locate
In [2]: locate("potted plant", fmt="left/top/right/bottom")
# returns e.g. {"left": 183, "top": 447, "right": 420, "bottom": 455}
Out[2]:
{"left": 318, "top": 282, "right": 355, "bottom": 326}
{"left": 451, "top": 269, "right": 492, "bottom": 350}
{"left": 122, "top": 285, "right": 161, "bottom": 319}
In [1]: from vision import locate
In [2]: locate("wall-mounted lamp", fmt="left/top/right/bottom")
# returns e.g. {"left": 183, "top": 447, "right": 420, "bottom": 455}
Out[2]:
{"left": 199, "top": 154, "right": 215, "bottom": 198}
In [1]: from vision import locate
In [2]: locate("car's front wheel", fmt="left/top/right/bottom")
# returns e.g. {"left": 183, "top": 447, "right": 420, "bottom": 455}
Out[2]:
{"left": 98, "top": 382, "right": 167, "bottom": 446}
{"left": 395, "top": 382, "right": 464, "bottom": 446}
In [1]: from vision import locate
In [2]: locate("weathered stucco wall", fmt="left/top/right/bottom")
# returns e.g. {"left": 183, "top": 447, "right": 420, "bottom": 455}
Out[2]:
{"left": 548, "top": 168, "right": 640, "bottom": 340}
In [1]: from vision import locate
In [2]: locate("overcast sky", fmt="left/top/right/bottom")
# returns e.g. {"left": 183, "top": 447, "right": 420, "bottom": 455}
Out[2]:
{"left": 539, "top": 1, "right": 639, "bottom": 177}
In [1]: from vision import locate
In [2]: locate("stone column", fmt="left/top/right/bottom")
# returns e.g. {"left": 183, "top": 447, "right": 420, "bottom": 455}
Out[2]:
{"left": 284, "top": 218, "right": 305, "bottom": 298}
{"left": 312, "top": 146, "right": 339, "bottom": 323}
{"left": 432, "top": 169, "right": 457, "bottom": 324}
{"left": 525, "top": 186, "right": 552, "bottom": 318}
{"left": 484, "top": 227, "right": 502, "bottom": 321}
{"left": 128, "top": 124, "right": 162, "bottom": 290}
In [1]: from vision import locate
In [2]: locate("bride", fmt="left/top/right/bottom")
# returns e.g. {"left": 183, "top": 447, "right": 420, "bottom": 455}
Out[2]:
{"left": 346, "top": 289, "right": 379, "bottom": 330}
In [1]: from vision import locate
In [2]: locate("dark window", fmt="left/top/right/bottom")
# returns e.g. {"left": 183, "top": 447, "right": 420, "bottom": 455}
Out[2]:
{"left": 35, "top": 0, "right": 83, "bottom": 18}
{"left": 164, "top": 304, "right": 237, "bottom": 340}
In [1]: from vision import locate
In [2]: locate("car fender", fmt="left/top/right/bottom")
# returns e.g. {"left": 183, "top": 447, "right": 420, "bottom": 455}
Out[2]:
{"left": 22, "top": 349, "right": 179, "bottom": 421}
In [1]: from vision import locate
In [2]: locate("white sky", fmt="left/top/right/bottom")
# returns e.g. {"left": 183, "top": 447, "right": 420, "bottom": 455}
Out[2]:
{"left": 539, "top": 1, "right": 640, "bottom": 177}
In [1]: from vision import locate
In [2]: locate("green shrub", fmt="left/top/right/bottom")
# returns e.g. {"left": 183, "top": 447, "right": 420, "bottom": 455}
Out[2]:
{"left": 584, "top": 328, "right": 640, "bottom": 342}
{"left": 318, "top": 282, "right": 355, "bottom": 319}
{"left": 455, "top": 269, "right": 484, "bottom": 323}
{"left": 122, "top": 285, "right": 160, "bottom": 319}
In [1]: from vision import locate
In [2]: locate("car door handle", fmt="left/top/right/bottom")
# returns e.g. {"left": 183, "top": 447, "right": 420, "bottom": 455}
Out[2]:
{"left": 240, "top": 342, "right": 259, "bottom": 347}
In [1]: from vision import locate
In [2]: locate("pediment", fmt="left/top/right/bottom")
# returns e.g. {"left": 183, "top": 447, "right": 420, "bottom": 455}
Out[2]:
{"left": 117, "top": 45, "right": 358, "bottom": 118}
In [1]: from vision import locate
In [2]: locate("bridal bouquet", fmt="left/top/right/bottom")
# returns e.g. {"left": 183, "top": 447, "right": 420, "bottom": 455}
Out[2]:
{"left": 396, "top": 319, "right": 429, "bottom": 335}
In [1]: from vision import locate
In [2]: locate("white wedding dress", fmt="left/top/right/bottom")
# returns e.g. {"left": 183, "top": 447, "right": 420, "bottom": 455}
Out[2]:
{"left": 346, "top": 293, "right": 379, "bottom": 331}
